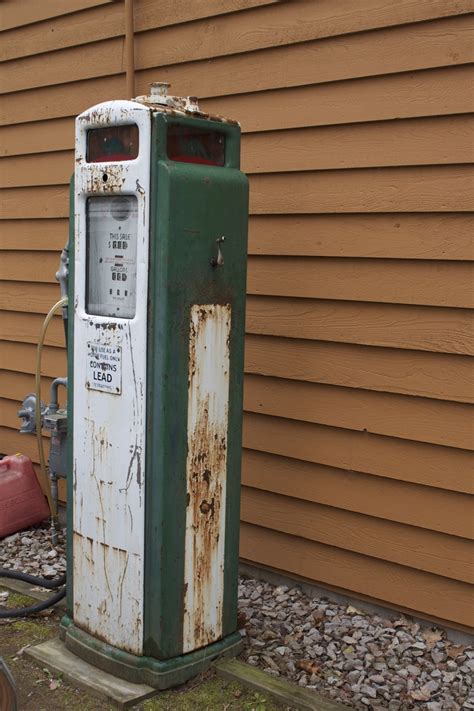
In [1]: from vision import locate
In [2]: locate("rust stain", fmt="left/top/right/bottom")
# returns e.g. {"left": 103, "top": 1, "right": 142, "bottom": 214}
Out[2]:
{"left": 184, "top": 304, "right": 230, "bottom": 650}
{"left": 73, "top": 532, "right": 140, "bottom": 653}
{"left": 133, "top": 95, "right": 239, "bottom": 126}
{"left": 83, "top": 164, "right": 126, "bottom": 194}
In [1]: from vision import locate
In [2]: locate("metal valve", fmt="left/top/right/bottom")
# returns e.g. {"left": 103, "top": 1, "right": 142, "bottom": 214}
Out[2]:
{"left": 211, "top": 236, "right": 225, "bottom": 267}
{"left": 18, "top": 393, "right": 46, "bottom": 434}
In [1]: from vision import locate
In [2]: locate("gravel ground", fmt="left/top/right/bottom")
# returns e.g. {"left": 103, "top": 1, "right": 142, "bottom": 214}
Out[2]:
{"left": 0, "top": 523, "right": 67, "bottom": 579}
{"left": 1, "top": 525, "right": 472, "bottom": 710}
{"left": 239, "top": 577, "right": 473, "bottom": 711}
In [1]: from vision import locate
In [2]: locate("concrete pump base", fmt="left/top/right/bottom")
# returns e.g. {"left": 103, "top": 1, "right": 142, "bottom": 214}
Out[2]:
{"left": 25, "top": 637, "right": 157, "bottom": 709}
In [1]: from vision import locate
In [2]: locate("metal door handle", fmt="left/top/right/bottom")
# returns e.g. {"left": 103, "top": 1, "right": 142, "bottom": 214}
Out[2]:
{"left": 211, "top": 236, "right": 225, "bottom": 267}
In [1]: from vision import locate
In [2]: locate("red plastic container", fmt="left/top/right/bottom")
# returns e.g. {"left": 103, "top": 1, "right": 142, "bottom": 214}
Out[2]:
{"left": 0, "top": 454, "right": 50, "bottom": 538}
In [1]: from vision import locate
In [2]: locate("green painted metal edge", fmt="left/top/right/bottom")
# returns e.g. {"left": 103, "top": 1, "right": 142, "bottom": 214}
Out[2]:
{"left": 143, "top": 112, "right": 248, "bottom": 658}
{"left": 59, "top": 615, "right": 242, "bottom": 689}
{"left": 216, "top": 659, "right": 352, "bottom": 711}
{"left": 66, "top": 176, "right": 75, "bottom": 618}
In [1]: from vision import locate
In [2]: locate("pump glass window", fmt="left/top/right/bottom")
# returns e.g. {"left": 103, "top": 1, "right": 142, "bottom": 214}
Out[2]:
{"left": 87, "top": 125, "right": 139, "bottom": 162}
{"left": 167, "top": 126, "right": 225, "bottom": 166}
{"left": 86, "top": 196, "right": 138, "bottom": 319}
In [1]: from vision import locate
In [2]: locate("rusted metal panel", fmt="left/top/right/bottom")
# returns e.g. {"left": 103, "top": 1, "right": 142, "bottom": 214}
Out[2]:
{"left": 183, "top": 304, "right": 231, "bottom": 653}
{"left": 72, "top": 101, "right": 151, "bottom": 654}
{"left": 73, "top": 532, "right": 143, "bottom": 652}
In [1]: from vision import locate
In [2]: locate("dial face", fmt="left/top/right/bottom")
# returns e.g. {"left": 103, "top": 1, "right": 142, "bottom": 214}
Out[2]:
{"left": 86, "top": 195, "right": 138, "bottom": 319}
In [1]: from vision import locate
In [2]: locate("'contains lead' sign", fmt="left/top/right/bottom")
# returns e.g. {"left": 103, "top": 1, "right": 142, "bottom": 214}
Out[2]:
{"left": 86, "top": 342, "right": 122, "bottom": 394}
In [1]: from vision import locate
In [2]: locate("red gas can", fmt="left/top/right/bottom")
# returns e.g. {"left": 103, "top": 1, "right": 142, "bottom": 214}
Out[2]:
{"left": 0, "top": 454, "right": 50, "bottom": 538}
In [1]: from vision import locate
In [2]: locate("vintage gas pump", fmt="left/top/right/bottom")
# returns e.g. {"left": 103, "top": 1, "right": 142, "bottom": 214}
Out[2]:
{"left": 59, "top": 83, "right": 249, "bottom": 687}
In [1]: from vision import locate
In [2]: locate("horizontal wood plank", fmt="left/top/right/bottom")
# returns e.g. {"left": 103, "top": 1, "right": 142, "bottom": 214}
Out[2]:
{"left": 0, "top": 151, "right": 73, "bottom": 189}
{"left": 3, "top": 364, "right": 473, "bottom": 492}
{"left": 3, "top": 166, "right": 473, "bottom": 219}
{"left": 4, "top": 115, "right": 474, "bottom": 188}
{"left": 243, "top": 412, "right": 474, "bottom": 494}
{"left": 0, "top": 186, "right": 69, "bottom": 219}
{"left": 135, "top": 15, "right": 474, "bottom": 105}
{"left": 250, "top": 166, "right": 474, "bottom": 214}
{"left": 247, "top": 214, "right": 474, "bottom": 260}
{"left": 245, "top": 335, "right": 474, "bottom": 404}
{"left": 0, "top": 311, "right": 65, "bottom": 348}
{"left": 0, "top": 283, "right": 63, "bottom": 314}
{"left": 0, "top": 375, "right": 57, "bottom": 410}
{"left": 2, "top": 333, "right": 472, "bottom": 404}
{"left": 0, "top": 118, "right": 73, "bottom": 157}
{"left": 0, "top": 220, "right": 69, "bottom": 251}
{"left": 241, "top": 487, "right": 474, "bottom": 582}
{"left": 3, "top": 290, "right": 473, "bottom": 356}
{"left": 4, "top": 252, "right": 473, "bottom": 309}
{"left": 246, "top": 257, "right": 474, "bottom": 308}
{"left": 6, "top": 357, "right": 468, "bottom": 450}
{"left": 240, "top": 523, "right": 474, "bottom": 627}
{"left": 242, "top": 116, "right": 474, "bottom": 174}
{"left": 1, "top": 0, "right": 109, "bottom": 31}
{"left": 1, "top": 0, "right": 275, "bottom": 60}
{"left": 1, "top": 75, "right": 125, "bottom": 128}
{"left": 0, "top": 425, "right": 48, "bottom": 463}
{"left": 3, "top": 66, "right": 474, "bottom": 157}
{"left": 3, "top": 15, "right": 473, "bottom": 125}
{"left": 3, "top": 3, "right": 474, "bottom": 94}
{"left": 0, "top": 254, "right": 61, "bottom": 281}
{"left": 0, "top": 341, "right": 66, "bottom": 377}
{"left": 1, "top": 213, "right": 473, "bottom": 260}
{"left": 3, "top": 289, "right": 473, "bottom": 356}
{"left": 204, "top": 65, "right": 474, "bottom": 133}
{"left": 1, "top": 387, "right": 472, "bottom": 581}
{"left": 242, "top": 449, "right": 473, "bottom": 539}
{"left": 246, "top": 296, "right": 474, "bottom": 356}
{"left": 244, "top": 374, "right": 474, "bottom": 450}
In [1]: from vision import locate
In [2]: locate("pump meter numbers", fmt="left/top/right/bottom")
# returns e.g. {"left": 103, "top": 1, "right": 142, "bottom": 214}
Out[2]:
{"left": 86, "top": 342, "right": 122, "bottom": 394}
{"left": 86, "top": 196, "right": 138, "bottom": 319}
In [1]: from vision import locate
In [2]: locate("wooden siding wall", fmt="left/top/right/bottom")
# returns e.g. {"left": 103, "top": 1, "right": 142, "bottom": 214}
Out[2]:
{"left": 1, "top": 0, "right": 473, "bottom": 631}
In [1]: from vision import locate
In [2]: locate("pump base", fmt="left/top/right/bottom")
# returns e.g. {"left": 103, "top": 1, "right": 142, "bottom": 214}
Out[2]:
{"left": 60, "top": 615, "right": 243, "bottom": 689}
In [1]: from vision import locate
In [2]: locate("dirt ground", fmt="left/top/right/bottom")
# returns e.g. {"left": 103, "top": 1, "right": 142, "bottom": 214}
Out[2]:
{"left": 0, "top": 587, "right": 289, "bottom": 711}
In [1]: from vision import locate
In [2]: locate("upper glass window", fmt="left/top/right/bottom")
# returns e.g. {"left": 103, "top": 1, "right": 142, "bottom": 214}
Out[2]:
{"left": 87, "top": 124, "right": 139, "bottom": 163}
{"left": 167, "top": 126, "right": 225, "bottom": 166}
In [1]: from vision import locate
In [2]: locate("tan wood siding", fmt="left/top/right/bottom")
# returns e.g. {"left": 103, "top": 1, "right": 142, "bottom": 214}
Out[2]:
{"left": 3, "top": 14, "right": 474, "bottom": 125}
{"left": 242, "top": 414, "right": 474, "bottom": 495}
{"left": 3, "top": 334, "right": 472, "bottom": 403}
{"left": 240, "top": 487, "right": 473, "bottom": 583}
{"left": 1, "top": 1, "right": 473, "bottom": 630}
{"left": 241, "top": 450, "right": 472, "bottom": 540}
{"left": 240, "top": 523, "right": 473, "bottom": 631}
{"left": 3, "top": 253, "right": 474, "bottom": 310}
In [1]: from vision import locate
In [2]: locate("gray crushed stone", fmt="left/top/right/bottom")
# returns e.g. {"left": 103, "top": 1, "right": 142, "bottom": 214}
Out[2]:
{"left": 0, "top": 523, "right": 66, "bottom": 578}
{"left": 238, "top": 577, "right": 473, "bottom": 710}
{"left": 1, "top": 526, "right": 472, "bottom": 710}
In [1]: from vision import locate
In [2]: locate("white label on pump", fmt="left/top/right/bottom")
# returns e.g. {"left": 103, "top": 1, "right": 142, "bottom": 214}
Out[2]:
{"left": 86, "top": 195, "right": 138, "bottom": 319}
{"left": 86, "top": 341, "right": 122, "bottom": 394}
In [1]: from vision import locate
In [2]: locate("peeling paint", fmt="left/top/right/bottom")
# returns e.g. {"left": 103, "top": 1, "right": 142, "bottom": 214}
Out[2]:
{"left": 72, "top": 100, "right": 150, "bottom": 655}
{"left": 183, "top": 304, "right": 231, "bottom": 653}
{"left": 79, "top": 163, "right": 127, "bottom": 194}
{"left": 73, "top": 532, "right": 140, "bottom": 653}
